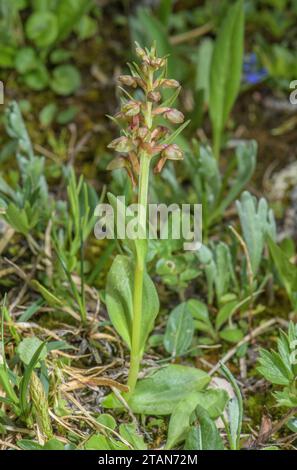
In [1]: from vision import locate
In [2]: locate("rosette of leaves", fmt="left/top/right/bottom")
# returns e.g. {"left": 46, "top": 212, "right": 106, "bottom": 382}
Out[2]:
{"left": 258, "top": 322, "right": 297, "bottom": 408}
{"left": 0, "top": 0, "right": 98, "bottom": 95}
{"left": 0, "top": 102, "right": 51, "bottom": 235}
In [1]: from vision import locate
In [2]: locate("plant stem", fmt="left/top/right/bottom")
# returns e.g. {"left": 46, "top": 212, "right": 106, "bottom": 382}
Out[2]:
{"left": 127, "top": 152, "right": 150, "bottom": 396}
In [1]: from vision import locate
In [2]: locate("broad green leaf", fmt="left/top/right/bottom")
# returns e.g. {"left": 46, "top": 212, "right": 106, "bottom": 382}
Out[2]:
{"left": 127, "top": 365, "right": 210, "bottom": 415}
{"left": 43, "top": 439, "right": 65, "bottom": 450}
{"left": 96, "top": 413, "right": 116, "bottom": 431}
{"left": 17, "top": 337, "right": 47, "bottom": 366}
{"left": 184, "top": 406, "right": 224, "bottom": 450}
{"left": 164, "top": 302, "right": 194, "bottom": 357}
{"left": 57, "top": 105, "right": 78, "bottom": 124}
{"left": 39, "top": 103, "right": 58, "bottom": 127}
{"left": 219, "top": 327, "right": 243, "bottom": 344}
{"left": 0, "top": 46, "right": 16, "bottom": 68}
{"left": 23, "top": 64, "right": 49, "bottom": 91}
{"left": 26, "top": 12, "right": 58, "bottom": 48}
{"left": 84, "top": 434, "right": 111, "bottom": 450}
{"left": 166, "top": 389, "right": 228, "bottom": 449}
{"left": 75, "top": 15, "right": 97, "bottom": 40}
{"left": 119, "top": 423, "right": 147, "bottom": 450}
{"left": 15, "top": 47, "right": 39, "bottom": 74}
{"left": 187, "top": 299, "right": 214, "bottom": 336}
{"left": 105, "top": 255, "right": 159, "bottom": 351}
{"left": 195, "top": 38, "right": 214, "bottom": 105}
{"left": 17, "top": 439, "right": 43, "bottom": 450}
{"left": 84, "top": 434, "right": 129, "bottom": 451}
{"left": 50, "top": 48, "right": 72, "bottom": 64}
{"left": 216, "top": 300, "right": 238, "bottom": 331}
{"left": 209, "top": 0, "right": 244, "bottom": 157}
{"left": 50, "top": 65, "right": 81, "bottom": 96}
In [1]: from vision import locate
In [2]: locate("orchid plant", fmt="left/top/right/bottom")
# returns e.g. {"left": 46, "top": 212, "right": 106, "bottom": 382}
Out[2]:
{"left": 106, "top": 42, "right": 189, "bottom": 396}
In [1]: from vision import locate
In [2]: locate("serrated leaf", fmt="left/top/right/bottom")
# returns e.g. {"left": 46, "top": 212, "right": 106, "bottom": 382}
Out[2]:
{"left": 5, "top": 203, "right": 29, "bottom": 235}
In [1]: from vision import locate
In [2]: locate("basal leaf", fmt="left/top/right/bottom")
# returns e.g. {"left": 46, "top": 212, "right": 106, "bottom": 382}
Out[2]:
{"left": 128, "top": 365, "right": 210, "bottom": 415}
{"left": 105, "top": 255, "right": 159, "bottom": 351}
{"left": 50, "top": 65, "right": 81, "bottom": 96}
{"left": 26, "top": 12, "right": 58, "bottom": 48}
{"left": 119, "top": 423, "right": 147, "bottom": 450}
{"left": 166, "top": 389, "right": 228, "bottom": 449}
{"left": 184, "top": 405, "right": 224, "bottom": 450}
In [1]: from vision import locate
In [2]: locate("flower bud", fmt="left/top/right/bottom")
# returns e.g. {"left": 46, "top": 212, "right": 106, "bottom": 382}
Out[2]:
{"left": 148, "top": 91, "right": 161, "bottom": 102}
{"left": 122, "top": 100, "right": 141, "bottom": 117}
{"left": 162, "top": 144, "right": 183, "bottom": 160}
{"left": 150, "top": 57, "right": 166, "bottom": 69}
{"left": 135, "top": 44, "right": 147, "bottom": 60}
{"left": 107, "top": 156, "right": 128, "bottom": 171}
{"left": 108, "top": 136, "right": 133, "bottom": 153}
{"left": 160, "top": 79, "right": 180, "bottom": 89}
{"left": 118, "top": 75, "right": 137, "bottom": 88}
{"left": 154, "top": 156, "right": 167, "bottom": 174}
{"left": 164, "top": 108, "right": 184, "bottom": 124}
{"left": 151, "top": 126, "right": 170, "bottom": 141}
{"left": 153, "top": 106, "right": 169, "bottom": 116}
{"left": 138, "top": 127, "right": 149, "bottom": 140}
{"left": 129, "top": 152, "right": 140, "bottom": 174}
